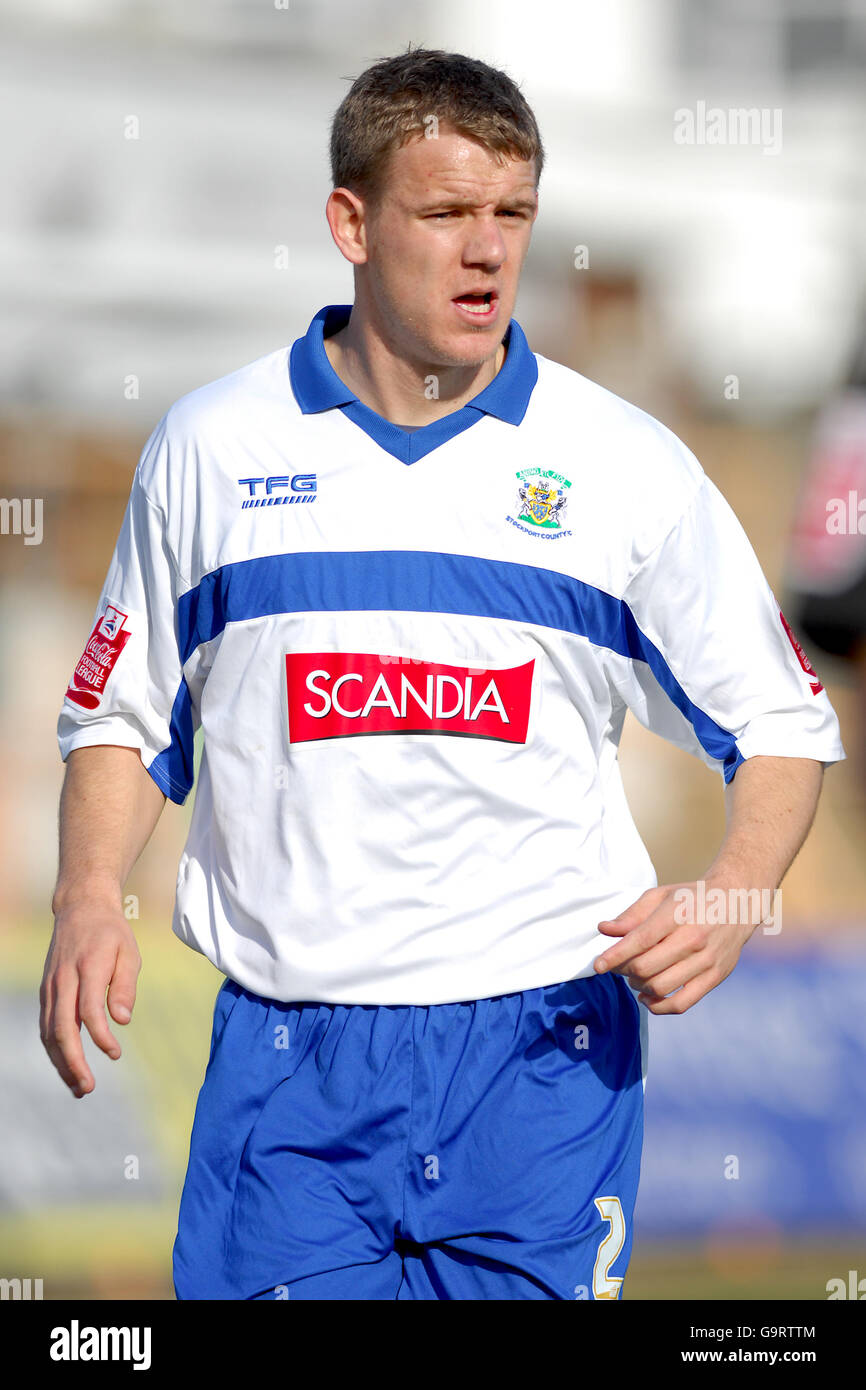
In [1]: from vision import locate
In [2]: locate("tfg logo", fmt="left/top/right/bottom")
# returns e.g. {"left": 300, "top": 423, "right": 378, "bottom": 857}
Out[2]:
{"left": 237, "top": 474, "right": 316, "bottom": 509}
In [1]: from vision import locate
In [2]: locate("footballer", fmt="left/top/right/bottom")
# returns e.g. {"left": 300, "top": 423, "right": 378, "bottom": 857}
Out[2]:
{"left": 42, "top": 48, "right": 844, "bottom": 1300}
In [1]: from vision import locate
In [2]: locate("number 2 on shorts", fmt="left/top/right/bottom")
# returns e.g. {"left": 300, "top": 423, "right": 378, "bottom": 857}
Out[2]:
{"left": 592, "top": 1195, "right": 625, "bottom": 1299}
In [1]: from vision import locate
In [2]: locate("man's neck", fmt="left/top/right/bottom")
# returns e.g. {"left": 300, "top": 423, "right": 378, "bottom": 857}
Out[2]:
{"left": 323, "top": 313, "right": 506, "bottom": 428}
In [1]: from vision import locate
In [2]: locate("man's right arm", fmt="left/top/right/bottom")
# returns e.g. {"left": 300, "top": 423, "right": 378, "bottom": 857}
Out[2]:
{"left": 41, "top": 744, "right": 167, "bottom": 1098}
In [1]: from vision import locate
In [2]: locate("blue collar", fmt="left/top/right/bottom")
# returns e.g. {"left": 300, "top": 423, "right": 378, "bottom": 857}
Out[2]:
{"left": 288, "top": 303, "right": 538, "bottom": 464}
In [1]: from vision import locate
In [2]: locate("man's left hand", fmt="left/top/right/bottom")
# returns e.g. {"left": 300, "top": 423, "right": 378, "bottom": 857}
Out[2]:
{"left": 593, "top": 879, "right": 760, "bottom": 1014}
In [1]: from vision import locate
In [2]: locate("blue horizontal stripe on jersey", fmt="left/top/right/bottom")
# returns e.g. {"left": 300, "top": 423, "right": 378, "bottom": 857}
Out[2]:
{"left": 164, "top": 550, "right": 743, "bottom": 786}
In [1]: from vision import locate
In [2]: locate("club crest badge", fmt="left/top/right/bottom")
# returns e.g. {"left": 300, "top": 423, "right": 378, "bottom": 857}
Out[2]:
{"left": 506, "top": 468, "right": 573, "bottom": 539}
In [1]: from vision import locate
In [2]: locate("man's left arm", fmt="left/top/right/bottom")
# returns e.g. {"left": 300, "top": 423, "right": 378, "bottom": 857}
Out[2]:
{"left": 594, "top": 754, "right": 824, "bottom": 1013}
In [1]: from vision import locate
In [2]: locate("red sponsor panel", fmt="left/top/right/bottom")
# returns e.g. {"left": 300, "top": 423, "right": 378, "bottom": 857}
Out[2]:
{"left": 286, "top": 652, "right": 534, "bottom": 745}
{"left": 65, "top": 606, "right": 132, "bottom": 711}
{"left": 779, "top": 609, "right": 823, "bottom": 695}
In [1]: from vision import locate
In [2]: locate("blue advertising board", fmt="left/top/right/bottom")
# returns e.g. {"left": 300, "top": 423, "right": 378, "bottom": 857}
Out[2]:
{"left": 634, "top": 934, "right": 866, "bottom": 1235}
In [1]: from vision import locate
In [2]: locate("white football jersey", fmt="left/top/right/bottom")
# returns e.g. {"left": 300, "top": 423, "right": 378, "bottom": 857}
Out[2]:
{"left": 57, "top": 305, "right": 845, "bottom": 1004}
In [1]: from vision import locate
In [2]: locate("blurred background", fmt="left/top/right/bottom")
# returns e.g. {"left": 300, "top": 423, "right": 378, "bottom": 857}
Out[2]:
{"left": 1, "top": 0, "right": 865, "bottom": 1301}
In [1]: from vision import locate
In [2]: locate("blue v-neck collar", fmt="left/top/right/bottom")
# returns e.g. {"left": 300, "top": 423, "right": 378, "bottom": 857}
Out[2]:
{"left": 288, "top": 303, "right": 538, "bottom": 465}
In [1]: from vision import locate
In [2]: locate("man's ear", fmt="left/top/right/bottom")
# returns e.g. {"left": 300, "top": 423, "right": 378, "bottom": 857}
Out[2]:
{"left": 325, "top": 187, "right": 370, "bottom": 266}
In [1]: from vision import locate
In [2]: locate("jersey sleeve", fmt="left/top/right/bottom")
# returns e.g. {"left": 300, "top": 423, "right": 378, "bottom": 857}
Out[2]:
{"left": 616, "top": 473, "right": 846, "bottom": 782}
{"left": 56, "top": 418, "right": 195, "bottom": 805}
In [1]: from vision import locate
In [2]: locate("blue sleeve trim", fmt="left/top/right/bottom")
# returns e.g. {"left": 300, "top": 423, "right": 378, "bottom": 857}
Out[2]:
{"left": 723, "top": 748, "right": 747, "bottom": 783}
{"left": 618, "top": 601, "right": 745, "bottom": 780}
{"left": 149, "top": 678, "right": 194, "bottom": 804}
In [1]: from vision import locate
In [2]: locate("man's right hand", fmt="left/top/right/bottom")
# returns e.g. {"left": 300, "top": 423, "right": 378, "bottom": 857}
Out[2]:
{"left": 43, "top": 743, "right": 165, "bottom": 1098}
{"left": 40, "top": 898, "right": 142, "bottom": 1098}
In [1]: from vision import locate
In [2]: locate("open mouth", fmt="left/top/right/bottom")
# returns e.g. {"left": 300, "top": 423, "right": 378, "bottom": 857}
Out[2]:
{"left": 453, "top": 290, "right": 497, "bottom": 317}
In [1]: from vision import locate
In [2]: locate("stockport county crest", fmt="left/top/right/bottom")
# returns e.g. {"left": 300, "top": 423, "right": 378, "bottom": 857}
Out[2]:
{"left": 514, "top": 467, "right": 572, "bottom": 532}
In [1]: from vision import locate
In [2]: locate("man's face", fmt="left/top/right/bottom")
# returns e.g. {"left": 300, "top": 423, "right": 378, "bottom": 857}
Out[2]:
{"left": 358, "top": 125, "right": 538, "bottom": 369}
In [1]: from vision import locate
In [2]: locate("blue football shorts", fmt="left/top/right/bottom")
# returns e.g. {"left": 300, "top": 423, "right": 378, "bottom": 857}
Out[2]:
{"left": 172, "top": 971, "right": 647, "bottom": 1300}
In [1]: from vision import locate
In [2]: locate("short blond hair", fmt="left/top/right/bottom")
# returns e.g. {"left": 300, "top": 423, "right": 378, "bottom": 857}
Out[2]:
{"left": 329, "top": 46, "right": 544, "bottom": 206}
